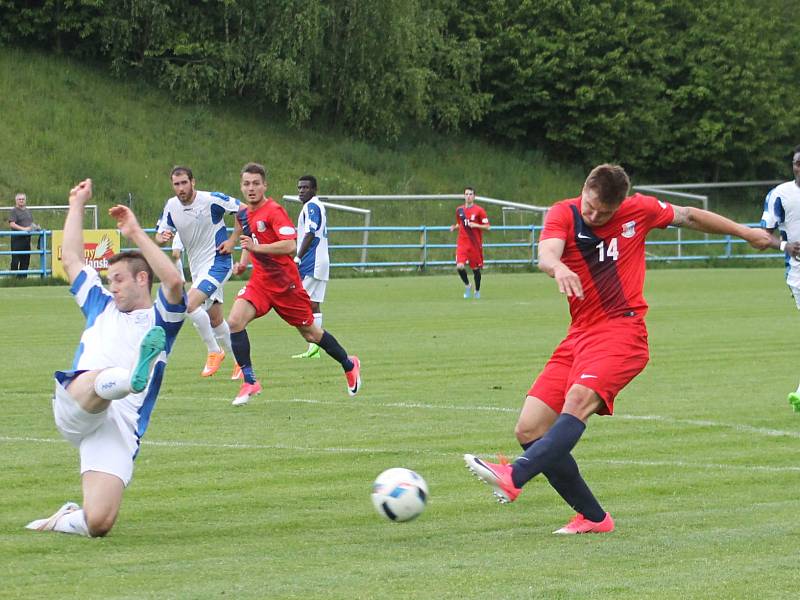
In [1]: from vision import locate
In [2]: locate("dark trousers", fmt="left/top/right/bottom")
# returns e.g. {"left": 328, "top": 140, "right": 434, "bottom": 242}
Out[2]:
{"left": 10, "top": 235, "right": 31, "bottom": 278}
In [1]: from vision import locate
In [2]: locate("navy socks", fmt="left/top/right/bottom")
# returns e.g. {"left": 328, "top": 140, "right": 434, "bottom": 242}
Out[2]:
{"left": 511, "top": 413, "right": 586, "bottom": 488}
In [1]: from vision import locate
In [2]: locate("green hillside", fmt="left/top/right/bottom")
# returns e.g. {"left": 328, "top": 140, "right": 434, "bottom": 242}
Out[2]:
{"left": 0, "top": 48, "right": 585, "bottom": 230}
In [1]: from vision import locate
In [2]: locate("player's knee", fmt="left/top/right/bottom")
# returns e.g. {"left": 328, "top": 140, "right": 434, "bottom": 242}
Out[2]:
{"left": 456, "top": 264, "right": 466, "bottom": 271}
{"left": 514, "top": 421, "right": 546, "bottom": 444}
{"left": 85, "top": 509, "right": 116, "bottom": 537}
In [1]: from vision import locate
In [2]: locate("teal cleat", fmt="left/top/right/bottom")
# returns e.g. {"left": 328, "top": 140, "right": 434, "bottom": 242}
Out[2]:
{"left": 130, "top": 326, "right": 166, "bottom": 393}
{"left": 474, "top": 291, "right": 481, "bottom": 299}
{"left": 788, "top": 392, "right": 800, "bottom": 413}
{"left": 463, "top": 285, "right": 471, "bottom": 299}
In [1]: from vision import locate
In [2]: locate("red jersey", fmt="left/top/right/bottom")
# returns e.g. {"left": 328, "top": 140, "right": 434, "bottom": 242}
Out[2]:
{"left": 540, "top": 193, "right": 674, "bottom": 328}
{"left": 455, "top": 204, "right": 489, "bottom": 250}
{"left": 237, "top": 198, "right": 302, "bottom": 293}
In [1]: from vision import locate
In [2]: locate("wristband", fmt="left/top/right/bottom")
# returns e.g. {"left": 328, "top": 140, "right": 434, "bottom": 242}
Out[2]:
{"left": 294, "top": 256, "right": 301, "bottom": 264}
{"left": 780, "top": 241, "right": 787, "bottom": 252}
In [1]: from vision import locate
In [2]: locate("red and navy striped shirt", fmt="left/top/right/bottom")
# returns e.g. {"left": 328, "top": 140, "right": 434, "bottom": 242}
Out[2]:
{"left": 541, "top": 193, "right": 674, "bottom": 328}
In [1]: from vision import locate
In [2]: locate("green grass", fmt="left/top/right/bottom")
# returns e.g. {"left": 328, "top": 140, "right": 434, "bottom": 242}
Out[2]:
{"left": 1, "top": 269, "right": 799, "bottom": 599}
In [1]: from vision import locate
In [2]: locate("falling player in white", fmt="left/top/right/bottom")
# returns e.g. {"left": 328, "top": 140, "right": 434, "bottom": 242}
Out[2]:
{"left": 25, "top": 179, "right": 186, "bottom": 537}
{"left": 155, "top": 166, "right": 241, "bottom": 378}
{"left": 760, "top": 144, "right": 800, "bottom": 410}
{"left": 291, "top": 175, "right": 330, "bottom": 359}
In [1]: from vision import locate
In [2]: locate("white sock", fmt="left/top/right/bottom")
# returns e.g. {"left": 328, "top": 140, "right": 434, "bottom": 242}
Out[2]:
{"left": 52, "top": 508, "right": 90, "bottom": 536}
{"left": 311, "top": 313, "right": 323, "bottom": 350}
{"left": 189, "top": 307, "right": 221, "bottom": 353}
{"left": 213, "top": 321, "right": 233, "bottom": 355}
{"left": 94, "top": 367, "right": 132, "bottom": 400}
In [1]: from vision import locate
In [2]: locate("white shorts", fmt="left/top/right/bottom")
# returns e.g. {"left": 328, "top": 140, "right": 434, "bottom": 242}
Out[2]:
{"left": 789, "top": 284, "right": 800, "bottom": 310}
{"left": 190, "top": 263, "right": 232, "bottom": 309}
{"left": 302, "top": 276, "right": 327, "bottom": 303}
{"left": 53, "top": 379, "right": 138, "bottom": 486}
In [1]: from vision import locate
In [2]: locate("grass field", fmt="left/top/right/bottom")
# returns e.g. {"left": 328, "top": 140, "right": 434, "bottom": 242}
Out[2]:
{"left": 1, "top": 269, "right": 799, "bottom": 599}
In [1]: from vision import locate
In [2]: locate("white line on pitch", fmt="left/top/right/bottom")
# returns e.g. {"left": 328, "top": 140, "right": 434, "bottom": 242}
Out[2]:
{"left": 280, "top": 398, "right": 800, "bottom": 439}
{"left": 2, "top": 435, "right": 799, "bottom": 473}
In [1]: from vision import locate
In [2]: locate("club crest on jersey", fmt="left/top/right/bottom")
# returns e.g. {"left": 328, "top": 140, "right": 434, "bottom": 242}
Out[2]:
{"left": 621, "top": 220, "right": 636, "bottom": 238}
{"left": 257, "top": 221, "right": 267, "bottom": 232}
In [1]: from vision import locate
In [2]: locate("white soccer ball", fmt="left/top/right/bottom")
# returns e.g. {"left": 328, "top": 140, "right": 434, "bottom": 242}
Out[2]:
{"left": 371, "top": 467, "right": 429, "bottom": 522}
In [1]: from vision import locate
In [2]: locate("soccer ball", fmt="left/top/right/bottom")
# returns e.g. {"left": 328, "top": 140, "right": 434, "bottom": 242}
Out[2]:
{"left": 371, "top": 468, "right": 429, "bottom": 522}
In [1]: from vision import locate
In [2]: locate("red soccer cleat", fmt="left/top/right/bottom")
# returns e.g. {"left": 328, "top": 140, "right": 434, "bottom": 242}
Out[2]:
{"left": 553, "top": 512, "right": 615, "bottom": 535}
{"left": 345, "top": 356, "right": 361, "bottom": 396}
{"left": 463, "top": 453, "right": 521, "bottom": 503}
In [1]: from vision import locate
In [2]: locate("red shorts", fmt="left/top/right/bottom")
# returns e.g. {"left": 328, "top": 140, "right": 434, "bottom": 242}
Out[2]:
{"left": 236, "top": 276, "right": 314, "bottom": 327}
{"left": 528, "top": 317, "right": 649, "bottom": 415}
{"left": 456, "top": 244, "right": 484, "bottom": 268}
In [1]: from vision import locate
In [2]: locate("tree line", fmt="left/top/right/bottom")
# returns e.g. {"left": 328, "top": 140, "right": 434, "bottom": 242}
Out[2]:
{"left": 2, "top": 0, "right": 798, "bottom": 180}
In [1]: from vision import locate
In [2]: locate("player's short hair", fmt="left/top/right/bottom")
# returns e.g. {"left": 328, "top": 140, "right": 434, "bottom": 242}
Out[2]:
{"left": 15, "top": 192, "right": 26, "bottom": 201}
{"left": 170, "top": 166, "right": 194, "bottom": 180}
{"left": 583, "top": 164, "right": 630, "bottom": 206}
{"left": 108, "top": 251, "right": 154, "bottom": 290}
{"left": 298, "top": 175, "right": 317, "bottom": 190}
{"left": 241, "top": 162, "right": 267, "bottom": 182}
{"left": 464, "top": 186, "right": 475, "bottom": 194}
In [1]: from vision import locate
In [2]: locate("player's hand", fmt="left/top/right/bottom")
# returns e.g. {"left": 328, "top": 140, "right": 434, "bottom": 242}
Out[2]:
{"left": 553, "top": 263, "right": 584, "bottom": 299}
{"left": 109, "top": 205, "right": 141, "bottom": 238}
{"left": 156, "top": 230, "right": 174, "bottom": 244}
{"left": 217, "top": 238, "right": 236, "bottom": 254}
{"left": 787, "top": 241, "right": 800, "bottom": 259}
{"left": 467, "top": 221, "right": 476, "bottom": 228}
{"left": 232, "top": 262, "right": 247, "bottom": 276}
{"left": 745, "top": 227, "right": 775, "bottom": 250}
{"left": 239, "top": 235, "right": 255, "bottom": 251}
{"left": 68, "top": 179, "right": 92, "bottom": 207}
{"left": 450, "top": 224, "right": 457, "bottom": 232}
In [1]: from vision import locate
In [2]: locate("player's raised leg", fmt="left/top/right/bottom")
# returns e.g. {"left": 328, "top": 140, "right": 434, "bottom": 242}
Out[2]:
{"left": 297, "top": 323, "right": 361, "bottom": 396}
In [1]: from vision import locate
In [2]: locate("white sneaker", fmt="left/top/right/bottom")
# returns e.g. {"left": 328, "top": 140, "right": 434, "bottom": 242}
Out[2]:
{"left": 25, "top": 501, "right": 79, "bottom": 531}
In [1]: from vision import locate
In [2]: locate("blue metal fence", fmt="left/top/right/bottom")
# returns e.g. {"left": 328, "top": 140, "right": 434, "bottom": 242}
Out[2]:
{"left": 0, "top": 224, "right": 785, "bottom": 278}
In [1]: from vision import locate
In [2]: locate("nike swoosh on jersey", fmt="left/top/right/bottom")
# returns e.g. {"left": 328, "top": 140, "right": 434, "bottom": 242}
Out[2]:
{"left": 579, "top": 374, "right": 599, "bottom": 379}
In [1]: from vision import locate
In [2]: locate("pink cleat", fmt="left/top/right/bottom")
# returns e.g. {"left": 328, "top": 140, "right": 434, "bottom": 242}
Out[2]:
{"left": 553, "top": 512, "right": 615, "bottom": 534}
{"left": 345, "top": 356, "right": 361, "bottom": 396}
{"left": 232, "top": 381, "right": 262, "bottom": 406}
{"left": 463, "top": 453, "right": 521, "bottom": 503}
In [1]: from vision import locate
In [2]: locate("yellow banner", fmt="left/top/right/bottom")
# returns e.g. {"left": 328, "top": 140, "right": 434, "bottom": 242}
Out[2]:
{"left": 51, "top": 229, "right": 121, "bottom": 280}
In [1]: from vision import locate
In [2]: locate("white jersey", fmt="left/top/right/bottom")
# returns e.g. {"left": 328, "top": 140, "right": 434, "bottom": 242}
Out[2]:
{"left": 156, "top": 190, "right": 240, "bottom": 280}
{"left": 55, "top": 266, "right": 186, "bottom": 438}
{"left": 296, "top": 196, "right": 330, "bottom": 281}
{"left": 761, "top": 180, "right": 800, "bottom": 283}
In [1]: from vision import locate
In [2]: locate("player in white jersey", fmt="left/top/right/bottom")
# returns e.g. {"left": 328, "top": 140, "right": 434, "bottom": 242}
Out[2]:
{"left": 761, "top": 145, "right": 800, "bottom": 411}
{"left": 291, "top": 175, "right": 330, "bottom": 359}
{"left": 25, "top": 179, "right": 186, "bottom": 537}
{"left": 155, "top": 166, "right": 240, "bottom": 378}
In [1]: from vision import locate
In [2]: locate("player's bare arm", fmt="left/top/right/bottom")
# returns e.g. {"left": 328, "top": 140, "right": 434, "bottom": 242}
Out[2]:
{"left": 538, "top": 237, "right": 584, "bottom": 299}
{"left": 296, "top": 233, "right": 313, "bottom": 260}
{"left": 671, "top": 205, "right": 773, "bottom": 249}
{"left": 467, "top": 222, "right": 490, "bottom": 230}
{"left": 109, "top": 205, "right": 184, "bottom": 305}
{"left": 240, "top": 236, "right": 296, "bottom": 256}
{"left": 61, "top": 179, "right": 93, "bottom": 284}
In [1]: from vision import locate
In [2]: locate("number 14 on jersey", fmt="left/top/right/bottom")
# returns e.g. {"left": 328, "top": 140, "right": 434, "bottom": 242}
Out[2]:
{"left": 596, "top": 237, "right": 619, "bottom": 262}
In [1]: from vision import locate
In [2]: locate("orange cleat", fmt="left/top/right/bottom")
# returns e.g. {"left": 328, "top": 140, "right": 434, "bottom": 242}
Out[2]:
{"left": 201, "top": 351, "right": 225, "bottom": 377}
{"left": 230, "top": 363, "right": 243, "bottom": 380}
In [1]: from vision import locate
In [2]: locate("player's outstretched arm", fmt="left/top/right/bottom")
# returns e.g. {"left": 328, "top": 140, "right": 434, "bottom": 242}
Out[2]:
{"left": 538, "top": 237, "right": 584, "bottom": 299}
{"left": 671, "top": 205, "right": 773, "bottom": 250}
{"left": 61, "top": 179, "right": 93, "bottom": 284}
{"left": 109, "top": 205, "right": 184, "bottom": 304}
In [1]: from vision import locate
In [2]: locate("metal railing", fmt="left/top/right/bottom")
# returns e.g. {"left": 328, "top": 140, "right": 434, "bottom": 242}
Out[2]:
{"left": 0, "top": 224, "right": 785, "bottom": 278}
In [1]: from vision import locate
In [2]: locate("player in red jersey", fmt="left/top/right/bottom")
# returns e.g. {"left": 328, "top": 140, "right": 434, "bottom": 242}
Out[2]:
{"left": 450, "top": 187, "right": 490, "bottom": 298}
{"left": 464, "top": 164, "right": 773, "bottom": 533}
{"left": 224, "top": 163, "right": 361, "bottom": 406}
